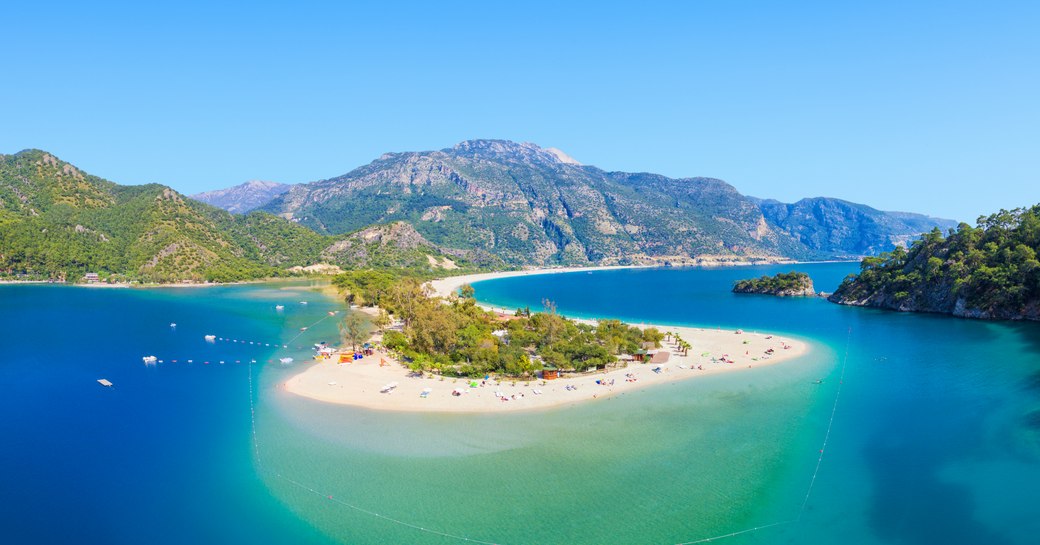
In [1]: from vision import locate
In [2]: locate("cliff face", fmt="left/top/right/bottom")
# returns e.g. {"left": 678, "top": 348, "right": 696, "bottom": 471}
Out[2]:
{"left": 828, "top": 207, "right": 1040, "bottom": 321}
{"left": 829, "top": 281, "right": 1040, "bottom": 320}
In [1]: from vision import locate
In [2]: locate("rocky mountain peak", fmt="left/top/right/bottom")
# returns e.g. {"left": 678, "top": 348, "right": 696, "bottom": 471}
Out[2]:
{"left": 448, "top": 139, "right": 581, "bottom": 166}
{"left": 192, "top": 180, "right": 292, "bottom": 213}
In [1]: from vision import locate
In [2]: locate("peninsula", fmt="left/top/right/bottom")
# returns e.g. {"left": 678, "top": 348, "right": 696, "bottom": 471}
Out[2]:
{"left": 829, "top": 205, "right": 1040, "bottom": 321}
{"left": 283, "top": 267, "right": 809, "bottom": 413}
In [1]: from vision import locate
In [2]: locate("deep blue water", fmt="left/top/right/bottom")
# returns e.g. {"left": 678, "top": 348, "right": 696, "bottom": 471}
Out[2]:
{"left": 0, "top": 283, "right": 340, "bottom": 545}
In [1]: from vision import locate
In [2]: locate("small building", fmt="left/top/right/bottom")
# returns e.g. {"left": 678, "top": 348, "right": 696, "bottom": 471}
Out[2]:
{"left": 494, "top": 313, "right": 523, "bottom": 322}
{"left": 542, "top": 366, "right": 559, "bottom": 380}
{"left": 84, "top": 272, "right": 100, "bottom": 283}
{"left": 650, "top": 351, "right": 671, "bottom": 364}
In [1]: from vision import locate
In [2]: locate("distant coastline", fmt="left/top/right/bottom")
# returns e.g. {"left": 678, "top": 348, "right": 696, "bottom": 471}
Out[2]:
{"left": 428, "top": 260, "right": 857, "bottom": 300}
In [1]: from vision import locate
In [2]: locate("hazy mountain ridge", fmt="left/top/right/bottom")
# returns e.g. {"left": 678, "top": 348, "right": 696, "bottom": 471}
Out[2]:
{"left": 756, "top": 197, "right": 960, "bottom": 257}
{"left": 192, "top": 180, "right": 292, "bottom": 213}
{"left": 262, "top": 140, "right": 955, "bottom": 265}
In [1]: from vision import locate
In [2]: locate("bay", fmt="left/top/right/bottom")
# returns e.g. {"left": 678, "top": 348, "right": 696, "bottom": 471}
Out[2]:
{"left": 3, "top": 262, "right": 1039, "bottom": 544}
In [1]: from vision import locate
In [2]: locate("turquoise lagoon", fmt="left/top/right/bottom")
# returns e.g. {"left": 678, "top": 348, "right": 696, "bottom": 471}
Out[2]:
{"left": 2, "top": 263, "right": 1039, "bottom": 544}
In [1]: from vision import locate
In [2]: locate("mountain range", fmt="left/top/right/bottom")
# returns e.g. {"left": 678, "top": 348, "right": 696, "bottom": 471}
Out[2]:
{"left": 2, "top": 141, "right": 957, "bottom": 282}
{"left": 243, "top": 140, "right": 955, "bottom": 265}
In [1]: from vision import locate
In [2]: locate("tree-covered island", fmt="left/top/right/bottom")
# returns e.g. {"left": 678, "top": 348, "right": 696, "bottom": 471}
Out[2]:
{"left": 732, "top": 271, "right": 815, "bottom": 296}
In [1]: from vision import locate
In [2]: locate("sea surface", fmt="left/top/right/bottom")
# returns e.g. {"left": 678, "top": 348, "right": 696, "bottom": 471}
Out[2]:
{"left": 2, "top": 264, "right": 1039, "bottom": 544}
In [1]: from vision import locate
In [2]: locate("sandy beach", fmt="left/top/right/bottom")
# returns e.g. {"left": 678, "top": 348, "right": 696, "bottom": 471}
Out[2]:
{"left": 427, "top": 265, "right": 649, "bottom": 299}
{"left": 283, "top": 265, "right": 813, "bottom": 413}
{"left": 284, "top": 323, "right": 809, "bottom": 414}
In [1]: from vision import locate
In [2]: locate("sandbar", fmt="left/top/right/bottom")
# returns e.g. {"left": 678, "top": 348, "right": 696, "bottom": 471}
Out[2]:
{"left": 283, "top": 323, "right": 809, "bottom": 414}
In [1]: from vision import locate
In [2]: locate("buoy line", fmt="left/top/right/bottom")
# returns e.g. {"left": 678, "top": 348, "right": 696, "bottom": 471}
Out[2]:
{"left": 797, "top": 327, "right": 851, "bottom": 520}
{"left": 673, "top": 327, "right": 853, "bottom": 545}
{"left": 147, "top": 313, "right": 341, "bottom": 365}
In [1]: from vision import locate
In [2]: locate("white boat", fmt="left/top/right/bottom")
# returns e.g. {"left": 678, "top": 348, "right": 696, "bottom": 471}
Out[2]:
{"left": 169, "top": 322, "right": 176, "bottom": 328}
{"left": 380, "top": 382, "right": 399, "bottom": 393}
{"left": 97, "top": 379, "right": 113, "bottom": 387}
{"left": 275, "top": 305, "right": 284, "bottom": 310}
{"left": 299, "top": 301, "right": 308, "bottom": 305}
{"left": 142, "top": 355, "right": 157, "bottom": 364}
{"left": 204, "top": 334, "right": 216, "bottom": 342}
{"left": 279, "top": 357, "right": 294, "bottom": 364}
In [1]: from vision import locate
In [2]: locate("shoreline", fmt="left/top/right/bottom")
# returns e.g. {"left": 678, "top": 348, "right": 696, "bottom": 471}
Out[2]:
{"left": 427, "top": 265, "right": 650, "bottom": 299}
{"left": 283, "top": 323, "right": 810, "bottom": 414}
{"left": 284, "top": 266, "right": 814, "bottom": 414}
{"left": 427, "top": 260, "right": 858, "bottom": 299}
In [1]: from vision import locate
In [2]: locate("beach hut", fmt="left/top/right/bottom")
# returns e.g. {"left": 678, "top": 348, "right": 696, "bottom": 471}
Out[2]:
{"left": 541, "top": 366, "right": 559, "bottom": 380}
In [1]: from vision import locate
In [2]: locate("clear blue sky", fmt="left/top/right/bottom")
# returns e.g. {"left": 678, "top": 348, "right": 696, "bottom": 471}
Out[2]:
{"left": 3, "top": 1, "right": 1038, "bottom": 222}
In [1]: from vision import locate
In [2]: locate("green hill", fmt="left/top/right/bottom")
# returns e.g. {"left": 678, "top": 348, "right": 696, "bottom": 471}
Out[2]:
{"left": 828, "top": 205, "right": 1040, "bottom": 320}
{"left": 0, "top": 150, "right": 329, "bottom": 282}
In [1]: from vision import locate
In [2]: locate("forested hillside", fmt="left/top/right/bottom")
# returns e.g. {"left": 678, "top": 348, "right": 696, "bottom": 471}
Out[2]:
{"left": 0, "top": 150, "right": 482, "bottom": 282}
{"left": 829, "top": 206, "right": 1040, "bottom": 320}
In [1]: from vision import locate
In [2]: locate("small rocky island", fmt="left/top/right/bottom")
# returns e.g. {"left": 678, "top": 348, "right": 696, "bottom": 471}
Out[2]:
{"left": 733, "top": 271, "right": 815, "bottom": 296}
